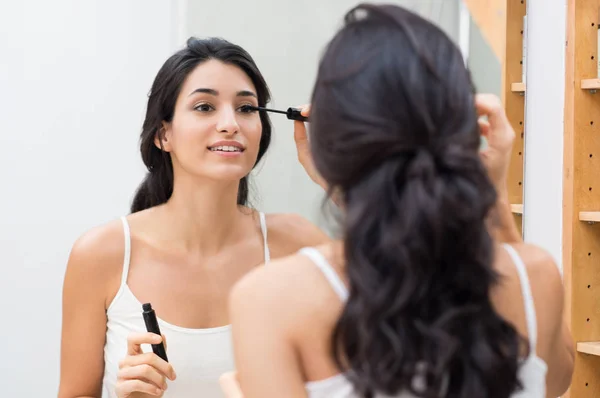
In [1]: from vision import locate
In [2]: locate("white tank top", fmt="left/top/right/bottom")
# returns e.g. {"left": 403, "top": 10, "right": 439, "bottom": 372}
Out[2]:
{"left": 101, "top": 213, "right": 271, "bottom": 398}
{"left": 299, "top": 243, "right": 547, "bottom": 398}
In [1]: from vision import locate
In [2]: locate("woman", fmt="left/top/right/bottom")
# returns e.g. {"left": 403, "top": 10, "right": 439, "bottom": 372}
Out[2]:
{"left": 223, "top": 4, "right": 574, "bottom": 398}
{"left": 58, "top": 37, "right": 329, "bottom": 398}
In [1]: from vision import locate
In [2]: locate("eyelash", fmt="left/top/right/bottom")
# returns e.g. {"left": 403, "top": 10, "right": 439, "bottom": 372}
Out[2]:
{"left": 239, "top": 105, "right": 257, "bottom": 113}
{"left": 194, "top": 103, "right": 214, "bottom": 112}
{"left": 193, "top": 103, "right": 257, "bottom": 114}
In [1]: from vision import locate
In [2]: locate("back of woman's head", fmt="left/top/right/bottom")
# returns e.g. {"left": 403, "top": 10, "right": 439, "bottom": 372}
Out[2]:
{"left": 131, "top": 37, "right": 272, "bottom": 213}
{"left": 310, "top": 4, "right": 524, "bottom": 397}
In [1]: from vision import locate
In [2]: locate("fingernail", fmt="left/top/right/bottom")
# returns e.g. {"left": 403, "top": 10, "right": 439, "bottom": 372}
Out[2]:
{"left": 155, "top": 387, "right": 162, "bottom": 395}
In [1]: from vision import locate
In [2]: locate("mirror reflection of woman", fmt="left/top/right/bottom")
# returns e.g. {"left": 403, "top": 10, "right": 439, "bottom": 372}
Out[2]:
{"left": 222, "top": 4, "right": 574, "bottom": 398}
{"left": 58, "top": 37, "right": 329, "bottom": 398}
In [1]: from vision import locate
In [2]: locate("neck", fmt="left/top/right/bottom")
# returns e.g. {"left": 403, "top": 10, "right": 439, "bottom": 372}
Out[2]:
{"left": 160, "top": 174, "right": 247, "bottom": 254}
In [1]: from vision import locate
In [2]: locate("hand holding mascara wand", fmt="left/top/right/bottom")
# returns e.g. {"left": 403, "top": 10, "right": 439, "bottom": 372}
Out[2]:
{"left": 241, "top": 105, "right": 309, "bottom": 122}
{"left": 142, "top": 303, "right": 169, "bottom": 362}
{"left": 242, "top": 103, "right": 336, "bottom": 204}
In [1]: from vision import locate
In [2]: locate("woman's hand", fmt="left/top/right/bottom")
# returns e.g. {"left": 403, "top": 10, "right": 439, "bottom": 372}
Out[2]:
{"left": 475, "top": 93, "right": 515, "bottom": 195}
{"left": 219, "top": 371, "right": 244, "bottom": 398}
{"left": 476, "top": 94, "right": 521, "bottom": 243}
{"left": 115, "top": 333, "right": 176, "bottom": 398}
{"left": 293, "top": 105, "right": 343, "bottom": 206}
{"left": 293, "top": 105, "right": 327, "bottom": 191}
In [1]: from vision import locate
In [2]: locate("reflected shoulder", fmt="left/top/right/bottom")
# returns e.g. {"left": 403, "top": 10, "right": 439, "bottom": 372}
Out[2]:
{"left": 264, "top": 213, "right": 331, "bottom": 254}
{"left": 66, "top": 217, "right": 127, "bottom": 279}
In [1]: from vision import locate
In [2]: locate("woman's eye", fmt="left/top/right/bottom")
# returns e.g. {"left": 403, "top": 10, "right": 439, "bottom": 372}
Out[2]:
{"left": 194, "top": 103, "right": 214, "bottom": 112}
{"left": 238, "top": 105, "right": 257, "bottom": 114}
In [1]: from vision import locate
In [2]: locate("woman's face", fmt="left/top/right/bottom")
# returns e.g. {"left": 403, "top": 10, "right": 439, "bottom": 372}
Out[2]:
{"left": 158, "top": 59, "right": 262, "bottom": 183}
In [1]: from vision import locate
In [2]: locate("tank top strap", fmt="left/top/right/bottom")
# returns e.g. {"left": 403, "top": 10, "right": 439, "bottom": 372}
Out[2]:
{"left": 119, "top": 216, "right": 132, "bottom": 286}
{"left": 502, "top": 243, "right": 538, "bottom": 354}
{"left": 299, "top": 247, "right": 348, "bottom": 302}
{"left": 259, "top": 212, "right": 270, "bottom": 264}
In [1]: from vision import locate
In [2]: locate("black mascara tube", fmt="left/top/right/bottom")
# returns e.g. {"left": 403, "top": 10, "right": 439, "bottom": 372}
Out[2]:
{"left": 142, "top": 303, "right": 169, "bottom": 362}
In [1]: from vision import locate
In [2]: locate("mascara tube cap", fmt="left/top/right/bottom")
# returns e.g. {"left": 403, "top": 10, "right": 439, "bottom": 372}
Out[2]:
{"left": 142, "top": 302, "right": 169, "bottom": 362}
{"left": 286, "top": 107, "right": 309, "bottom": 122}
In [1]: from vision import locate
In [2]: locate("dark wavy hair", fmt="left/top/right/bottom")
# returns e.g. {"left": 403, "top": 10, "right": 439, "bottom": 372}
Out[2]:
{"left": 309, "top": 4, "right": 526, "bottom": 398}
{"left": 130, "top": 37, "right": 272, "bottom": 213}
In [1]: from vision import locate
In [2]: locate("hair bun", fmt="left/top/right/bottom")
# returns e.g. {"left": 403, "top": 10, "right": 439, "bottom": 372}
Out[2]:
{"left": 405, "top": 149, "right": 436, "bottom": 182}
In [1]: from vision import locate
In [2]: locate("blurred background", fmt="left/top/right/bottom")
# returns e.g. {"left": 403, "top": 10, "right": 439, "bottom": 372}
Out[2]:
{"left": 0, "top": 0, "right": 500, "bottom": 395}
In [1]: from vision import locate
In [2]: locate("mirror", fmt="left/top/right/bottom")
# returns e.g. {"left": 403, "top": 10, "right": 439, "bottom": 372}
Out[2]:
{"left": 0, "top": 1, "right": 510, "bottom": 396}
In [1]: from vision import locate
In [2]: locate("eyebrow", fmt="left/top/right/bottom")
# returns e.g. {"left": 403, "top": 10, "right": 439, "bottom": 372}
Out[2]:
{"left": 188, "top": 88, "right": 257, "bottom": 98}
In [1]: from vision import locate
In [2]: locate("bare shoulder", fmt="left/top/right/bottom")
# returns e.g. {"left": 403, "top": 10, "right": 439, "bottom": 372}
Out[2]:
{"left": 64, "top": 217, "right": 128, "bottom": 306}
{"left": 68, "top": 218, "right": 125, "bottom": 271}
{"left": 505, "top": 243, "right": 563, "bottom": 293}
{"left": 265, "top": 213, "right": 331, "bottom": 257}
{"left": 510, "top": 243, "right": 565, "bottom": 319}
{"left": 495, "top": 242, "right": 564, "bottom": 309}
{"left": 230, "top": 244, "right": 341, "bottom": 330}
{"left": 59, "top": 217, "right": 132, "bottom": 397}
{"left": 494, "top": 243, "right": 564, "bottom": 354}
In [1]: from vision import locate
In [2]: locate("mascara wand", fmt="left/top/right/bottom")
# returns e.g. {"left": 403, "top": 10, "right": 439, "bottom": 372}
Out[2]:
{"left": 242, "top": 105, "right": 309, "bottom": 122}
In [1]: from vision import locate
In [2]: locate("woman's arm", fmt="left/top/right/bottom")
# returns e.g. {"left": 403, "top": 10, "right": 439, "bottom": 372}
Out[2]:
{"left": 266, "top": 213, "right": 331, "bottom": 256}
{"left": 58, "top": 226, "right": 121, "bottom": 398}
{"left": 293, "top": 106, "right": 344, "bottom": 207}
{"left": 532, "top": 250, "right": 574, "bottom": 397}
{"left": 475, "top": 94, "right": 522, "bottom": 244}
{"left": 487, "top": 186, "right": 523, "bottom": 244}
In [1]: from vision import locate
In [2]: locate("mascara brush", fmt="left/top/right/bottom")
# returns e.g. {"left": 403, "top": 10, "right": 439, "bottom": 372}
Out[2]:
{"left": 242, "top": 105, "right": 309, "bottom": 122}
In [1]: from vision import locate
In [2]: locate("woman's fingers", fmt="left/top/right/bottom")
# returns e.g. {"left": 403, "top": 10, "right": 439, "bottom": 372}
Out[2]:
{"left": 119, "top": 352, "right": 176, "bottom": 381}
{"left": 115, "top": 379, "right": 164, "bottom": 397}
{"left": 126, "top": 332, "right": 162, "bottom": 356}
{"left": 118, "top": 363, "right": 168, "bottom": 390}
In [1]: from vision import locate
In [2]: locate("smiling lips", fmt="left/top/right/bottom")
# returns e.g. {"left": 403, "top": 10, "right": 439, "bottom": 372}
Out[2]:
{"left": 209, "top": 145, "right": 243, "bottom": 152}
{"left": 208, "top": 141, "right": 245, "bottom": 156}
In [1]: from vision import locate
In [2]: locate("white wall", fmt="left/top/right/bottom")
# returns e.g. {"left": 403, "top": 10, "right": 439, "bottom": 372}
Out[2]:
{"left": 522, "top": 0, "right": 567, "bottom": 269}
{"left": 0, "top": 1, "right": 178, "bottom": 395}
{"left": 184, "top": 0, "right": 459, "bottom": 232}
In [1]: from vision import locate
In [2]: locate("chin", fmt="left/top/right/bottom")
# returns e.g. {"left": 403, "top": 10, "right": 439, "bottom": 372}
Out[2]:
{"left": 200, "top": 164, "right": 253, "bottom": 182}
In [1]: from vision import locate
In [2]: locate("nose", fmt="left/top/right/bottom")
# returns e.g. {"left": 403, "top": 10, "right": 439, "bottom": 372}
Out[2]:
{"left": 215, "top": 107, "right": 239, "bottom": 135}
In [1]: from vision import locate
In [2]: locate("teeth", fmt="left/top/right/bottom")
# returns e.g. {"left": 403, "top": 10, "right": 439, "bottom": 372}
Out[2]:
{"left": 210, "top": 145, "right": 242, "bottom": 152}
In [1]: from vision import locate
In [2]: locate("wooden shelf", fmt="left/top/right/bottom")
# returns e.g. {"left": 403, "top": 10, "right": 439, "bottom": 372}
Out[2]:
{"left": 581, "top": 78, "right": 600, "bottom": 91}
{"left": 503, "top": 1, "right": 526, "bottom": 238}
{"left": 577, "top": 342, "right": 600, "bottom": 356}
{"left": 511, "top": 204, "right": 523, "bottom": 215}
{"left": 579, "top": 211, "right": 600, "bottom": 223}
{"left": 561, "top": 0, "right": 600, "bottom": 395}
{"left": 511, "top": 82, "right": 526, "bottom": 93}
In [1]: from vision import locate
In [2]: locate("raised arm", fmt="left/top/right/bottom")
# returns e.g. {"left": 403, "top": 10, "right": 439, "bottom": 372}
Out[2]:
{"left": 476, "top": 94, "right": 522, "bottom": 244}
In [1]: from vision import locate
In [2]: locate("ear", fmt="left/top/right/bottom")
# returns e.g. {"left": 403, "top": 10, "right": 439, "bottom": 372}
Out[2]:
{"left": 154, "top": 121, "right": 173, "bottom": 152}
